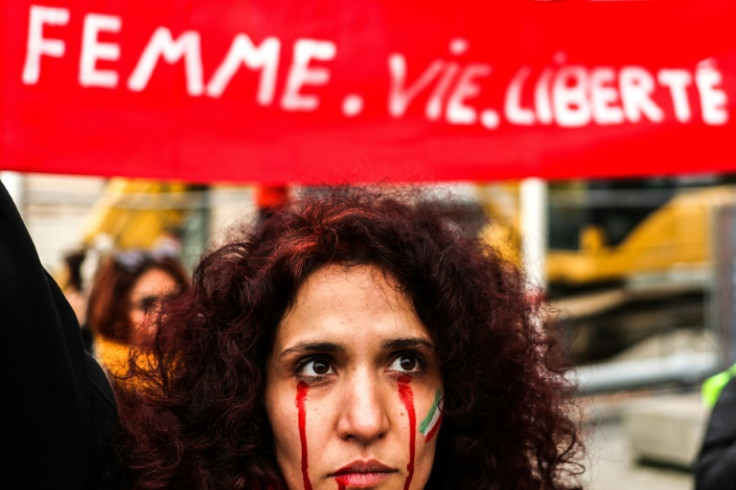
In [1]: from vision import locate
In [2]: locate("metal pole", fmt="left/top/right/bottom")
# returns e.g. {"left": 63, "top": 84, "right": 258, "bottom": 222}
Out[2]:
{"left": 574, "top": 351, "right": 719, "bottom": 395}
{"left": 714, "top": 205, "right": 736, "bottom": 369}
{"left": 520, "top": 178, "right": 547, "bottom": 292}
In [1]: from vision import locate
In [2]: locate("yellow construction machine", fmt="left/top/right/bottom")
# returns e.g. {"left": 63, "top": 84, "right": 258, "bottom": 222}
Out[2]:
{"left": 478, "top": 177, "right": 736, "bottom": 363}
{"left": 80, "top": 178, "right": 192, "bottom": 250}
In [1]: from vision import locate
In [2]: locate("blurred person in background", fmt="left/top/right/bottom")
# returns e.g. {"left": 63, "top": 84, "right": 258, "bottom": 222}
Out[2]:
{"left": 60, "top": 248, "right": 93, "bottom": 350}
{"left": 695, "top": 370, "right": 736, "bottom": 489}
{"left": 85, "top": 249, "right": 189, "bottom": 378}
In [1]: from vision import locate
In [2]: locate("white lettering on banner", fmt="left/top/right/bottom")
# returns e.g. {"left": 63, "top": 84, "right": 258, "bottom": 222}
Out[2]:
{"left": 19, "top": 5, "right": 732, "bottom": 129}
{"left": 480, "top": 109, "right": 500, "bottom": 129}
{"left": 620, "top": 67, "right": 664, "bottom": 123}
{"left": 446, "top": 64, "right": 492, "bottom": 124}
{"left": 426, "top": 40, "right": 472, "bottom": 121}
{"left": 280, "top": 39, "right": 336, "bottom": 111}
{"left": 658, "top": 69, "right": 692, "bottom": 122}
{"left": 696, "top": 59, "right": 729, "bottom": 125}
{"left": 590, "top": 68, "right": 624, "bottom": 125}
{"left": 79, "top": 14, "right": 121, "bottom": 88}
{"left": 128, "top": 28, "right": 204, "bottom": 96}
{"left": 534, "top": 68, "right": 554, "bottom": 125}
{"left": 391, "top": 39, "right": 494, "bottom": 124}
{"left": 206, "top": 34, "right": 280, "bottom": 104}
{"left": 22, "top": 5, "right": 69, "bottom": 84}
{"left": 499, "top": 62, "right": 728, "bottom": 128}
{"left": 388, "top": 55, "right": 445, "bottom": 117}
{"left": 426, "top": 62, "right": 459, "bottom": 120}
{"left": 341, "top": 94, "right": 364, "bottom": 116}
{"left": 553, "top": 66, "right": 592, "bottom": 127}
{"left": 505, "top": 67, "right": 535, "bottom": 125}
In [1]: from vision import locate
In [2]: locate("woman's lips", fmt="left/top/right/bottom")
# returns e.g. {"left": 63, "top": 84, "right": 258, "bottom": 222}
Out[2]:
{"left": 329, "top": 460, "right": 398, "bottom": 487}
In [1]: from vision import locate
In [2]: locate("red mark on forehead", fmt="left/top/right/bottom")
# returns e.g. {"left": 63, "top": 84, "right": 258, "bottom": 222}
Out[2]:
{"left": 397, "top": 375, "right": 416, "bottom": 490}
{"left": 296, "top": 382, "right": 313, "bottom": 490}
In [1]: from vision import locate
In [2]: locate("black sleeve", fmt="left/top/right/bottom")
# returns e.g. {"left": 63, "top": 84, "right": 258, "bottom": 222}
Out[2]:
{"left": 695, "top": 376, "right": 736, "bottom": 490}
{"left": 0, "top": 180, "right": 120, "bottom": 489}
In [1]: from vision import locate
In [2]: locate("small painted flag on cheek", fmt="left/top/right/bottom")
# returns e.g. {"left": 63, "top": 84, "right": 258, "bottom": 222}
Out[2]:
{"left": 419, "top": 389, "right": 443, "bottom": 442}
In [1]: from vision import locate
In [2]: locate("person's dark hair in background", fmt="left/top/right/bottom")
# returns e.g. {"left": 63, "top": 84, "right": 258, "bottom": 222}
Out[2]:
{"left": 116, "top": 187, "right": 584, "bottom": 489}
{"left": 86, "top": 251, "right": 189, "bottom": 345}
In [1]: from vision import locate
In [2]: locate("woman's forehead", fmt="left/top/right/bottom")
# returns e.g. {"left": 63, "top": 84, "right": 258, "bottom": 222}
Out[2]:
{"left": 273, "top": 264, "right": 429, "bottom": 351}
{"left": 130, "top": 268, "right": 178, "bottom": 296}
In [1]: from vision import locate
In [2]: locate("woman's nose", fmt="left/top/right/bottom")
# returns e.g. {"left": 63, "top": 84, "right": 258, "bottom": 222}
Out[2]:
{"left": 336, "top": 371, "right": 390, "bottom": 445}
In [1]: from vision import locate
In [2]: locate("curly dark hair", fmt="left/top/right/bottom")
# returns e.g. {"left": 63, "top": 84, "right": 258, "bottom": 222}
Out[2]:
{"left": 115, "top": 186, "right": 583, "bottom": 489}
{"left": 87, "top": 251, "right": 189, "bottom": 344}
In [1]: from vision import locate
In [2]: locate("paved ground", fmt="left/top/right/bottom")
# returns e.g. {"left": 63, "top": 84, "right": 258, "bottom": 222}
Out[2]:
{"left": 577, "top": 389, "right": 699, "bottom": 490}
{"left": 582, "top": 417, "right": 694, "bottom": 490}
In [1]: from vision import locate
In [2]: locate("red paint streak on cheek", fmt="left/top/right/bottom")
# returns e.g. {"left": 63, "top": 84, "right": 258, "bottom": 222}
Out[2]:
{"left": 337, "top": 485, "right": 345, "bottom": 490}
{"left": 397, "top": 375, "right": 416, "bottom": 490}
{"left": 296, "top": 382, "right": 313, "bottom": 490}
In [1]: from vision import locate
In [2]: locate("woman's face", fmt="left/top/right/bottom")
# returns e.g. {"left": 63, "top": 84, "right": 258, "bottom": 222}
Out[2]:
{"left": 266, "top": 264, "right": 443, "bottom": 490}
{"left": 128, "top": 267, "right": 179, "bottom": 345}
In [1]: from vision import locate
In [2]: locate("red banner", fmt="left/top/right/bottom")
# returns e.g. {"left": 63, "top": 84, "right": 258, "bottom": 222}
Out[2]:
{"left": 1, "top": 1, "right": 735, "bottom": 184}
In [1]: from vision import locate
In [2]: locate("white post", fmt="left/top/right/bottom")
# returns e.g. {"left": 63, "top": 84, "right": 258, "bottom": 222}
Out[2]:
{"left": 520, "top": 178, "right": 547, "bottom": 292}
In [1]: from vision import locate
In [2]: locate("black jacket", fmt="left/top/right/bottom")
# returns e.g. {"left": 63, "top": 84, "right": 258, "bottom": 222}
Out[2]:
{"left": 696, "top": 376, "right": 736, "bottom": 489}
{"left": 0, "top": 180, "right": 119, "bottom": 488}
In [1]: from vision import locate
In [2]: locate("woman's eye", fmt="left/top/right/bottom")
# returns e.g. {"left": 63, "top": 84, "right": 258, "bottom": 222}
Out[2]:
{"left": 389, "top": 354, "right": 422, "bottom": 373}
{"left": 299, "top": 359, "right": 334, "bottom": 377}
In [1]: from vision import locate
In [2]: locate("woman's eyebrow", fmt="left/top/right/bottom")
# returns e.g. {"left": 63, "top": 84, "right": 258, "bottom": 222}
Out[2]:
{"left": 382, "top": 338, "right": 435, "bottom": 351}
{"left": 279, "top": 342, "right": 346, "bottom": 358}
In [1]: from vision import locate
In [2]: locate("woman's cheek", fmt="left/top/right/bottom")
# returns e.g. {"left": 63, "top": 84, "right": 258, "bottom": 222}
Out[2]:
{"left": 296, "top": 382, "right": 313, "bottom": 490}
{"left": 418, "top": 388, "right": 443, "bottom": 443}
{"left": 410, "top": 386, "right": 443, "bottom": 489}
{"left": 397, "top": 376, "right": 417, "bottom": 490}
{"left": 266, "top": 384, "right": 307, "bottom": 490}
